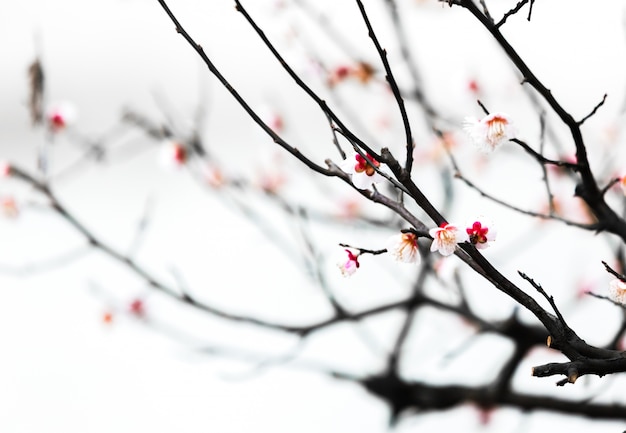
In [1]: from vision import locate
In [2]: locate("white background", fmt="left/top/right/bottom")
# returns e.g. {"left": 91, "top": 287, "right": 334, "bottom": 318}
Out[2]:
{"left": 1, "top": 0, "right": 626, "bottom": 432}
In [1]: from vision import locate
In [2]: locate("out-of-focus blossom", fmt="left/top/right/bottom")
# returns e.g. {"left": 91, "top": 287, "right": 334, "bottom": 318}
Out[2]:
{"left": 0, "top": 196, "right": 19, "bottom": 219}
{"left": 352, "top": 62, "right": 375, "bottom": 84}
{"left": 258, "top": 171, "right": 286, "bottom": 194}
{"left": 46, "top": 102, "right": 77, "bottom": 132}
{"left": 463, "top": 112, "right": 516, "bottom": 153}
{"left": 338, "top": 198, "right": 361, "bottom": 220}
{"left": 467, "top": 78, "right": 481, "bottom": 95}
{"left": 0, "top": 161, "right": 11, "bottom": 177}
{"left": 608, "top": 279, "right": 626, "bottom": 305}
{"left": 159, "top": 140, "right": 188, "bottom": 169}
{"left": 129, "top": 299, "right": 146, "bottom": 317}
{"left": 102, "top": 311, "right": 114, "bottom": 325}
{"left": 258, "top": 104, "right": 285, "bottom": 133}
{"left": 340, "top": 152, "right": 383, "bottom": 190}
{"left": 203, "top": 165, "right": 225, "bottom": 188}
{"left": 386, "top": 232, "right": 420, "bottom": 264}
{"left": 327, "top": 62, "right": 375, "bottom": 87}
{"left": 429, "top": 222, "right": 468, "bottom": 256}
{"left": 465, "top": 216, "right": 496, "bottom": 250}
{"left": 337, "top": 249, "right": 360, "bottom": 277}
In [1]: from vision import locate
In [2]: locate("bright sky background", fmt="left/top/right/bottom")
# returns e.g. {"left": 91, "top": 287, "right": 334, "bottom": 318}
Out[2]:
{"left": 1, "top": 0, "right": 626, "bottom": 432}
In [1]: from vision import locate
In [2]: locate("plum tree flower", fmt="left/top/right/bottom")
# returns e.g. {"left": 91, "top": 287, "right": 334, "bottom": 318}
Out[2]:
{"left": 340, "top": 152, "right": 384, "bottom": 190}
{"left": 386, "top": 232, "right": 420, "bottom": 264}
{"left": 463, "top": 112, "right": 516, "bottom": 152}
{"left": 466, "top": 216, "right": 497, "bottom": 250}
{"left": 159, "top": 140, "right": 188, "bottom": 169}
{"left": 429, "top": 222, "right": 468, "bottom": 256}
{"left": 608, "top": 279, "right": 626, "bottom": 305}
{"left": 337, "top": 249, "right": 360, "bottom": 277}
{"left": 0, "top": 161, "right": 11, "bottom": 177}
{"left": 0, "top": 196, "right": 19, "bottom": 219}
{"left": 45, "top": 101, "right": 77, "bottom": 133}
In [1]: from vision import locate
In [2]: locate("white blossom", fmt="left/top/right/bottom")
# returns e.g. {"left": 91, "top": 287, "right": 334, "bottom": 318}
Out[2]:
{"left": 386, "top": 232, "right": 420, "bottom": 264}
{"left": 463, "top": 112, "right": 516, "bottom": 153}
{"left": 429, "top": 223, "right": 468, "bottom": 256}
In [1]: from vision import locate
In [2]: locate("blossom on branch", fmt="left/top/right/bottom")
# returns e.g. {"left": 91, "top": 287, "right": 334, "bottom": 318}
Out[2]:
{"left": 46, "top": 102, "right": 77, "bottom": 133}
{"left": 337, "top": 249, "right": 360, "bottom": 277}
{"left": 465, "top": 216, "right": 497, "bottom": 250}
{"left": 386, "top": 232, "right": 420, "bottom": 264}
{"left": 429, "top": 222, "right": 468, "bottom": 256}
{"left": 340, "top": 152, "right": 383, "bottom": 190}
{"left": 0, "top": 161, "right": 11, "bottom": 177}
{"left": 608, "top": 279, "right": 626, "bottom": 305}
{"left": 159, "top": 140, "right": 188, "bottom": 169}
{"left": 463, "top": 112, "right": 516, "bottom": 153}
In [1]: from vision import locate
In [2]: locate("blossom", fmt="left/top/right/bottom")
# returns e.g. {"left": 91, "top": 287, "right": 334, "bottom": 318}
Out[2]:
{"left": 0, "top": 196, "right": 18, "bottom": 219}
{"left": 337, "top": 249, "right": 360, "bottom": 277}
{"left": 386, "top": 232, "right": 420, "bottom": 264}
{"left": 45, "top": 101, "right": 77, "bottom": 132}
{"left": 340, "top": 152, "right": 384, "bottom": 190}
{"left": 465, "top": 217, "right": 497, "bottom": 250}
{"left": 429, "top": 222, "right": 468, "bottom": 256}
{"left": 463, "top": 112, "right": 516, "bottom": 152}
{"left": 608, "top": 279, "right": 626, "bottom": 304}
{"left": 129, "top": 299, "right": 146, "bottom": 317}
{"left": 0, "top": 161, "right": 11, "bottom": 177}
{"left": 159, "top": 140, "right": 188, "bottom": 169}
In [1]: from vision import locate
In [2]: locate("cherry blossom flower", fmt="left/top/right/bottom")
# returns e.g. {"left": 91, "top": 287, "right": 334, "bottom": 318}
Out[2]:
{"left": 337, "top": 249, "right": 360, "bottom": 277}
{"left": 0, "top": 161, "right": 11, "bottom": 177}
{"left": 46, "top": 101, "right": 77, "bottom": 133}
{"left": 463, "top": 112, "right": 516, "bottom": 153}
{"left": 159, "top": 140, "right": 188, "bottom": 169}
{"left": 340, "top": 152, "right": 384, "bottom": 190}
{"left": 386, "top": 232, "right": 420, "bottom": 264}
{"left": 429, "top": 222, "right": 468, "bottom": 256}
{"left": 608, "top": 278, "right": 626, "bottom": 304}
{"left": 258, "top": 104, "right": 285, "bottom": 133}
{"left": 0, "top": 196, "right": 19, "bottom": 219}
{"left": 129, "top": 299, "right": 146, "bottom": 317}
{"left": 465, "top": 217, "right": 497, "bottom": 250}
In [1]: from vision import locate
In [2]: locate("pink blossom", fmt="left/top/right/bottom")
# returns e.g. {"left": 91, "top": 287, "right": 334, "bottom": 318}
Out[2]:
{"left": 0, "top": 196, "right": 18, "bottom": 219}
{"left": 46, "top": 102, "right": 77, "bottom": 132}
{"left": 0, "top": 161, "right": 11, "bottom": 177}
{"left": 340, "top": 152, "right": 384, "bottom": 190}
{"left": 463, "top": 112, "right": 516, "bottom": 153}
{"left": 465, "top": 217, "right": 497, "bottom": 250}
{"left": 608, "top": 279, "right": 626, "bottom": 305}
{"left": 337, "top": 249, "right": 360, "bottom": 277}
{"left": 429, "top": 222, "right": 468, "bottom": 256}
{"left": 386, "top": 232, "right": 420, "bottom": 264}
{"left": 159, "top": 140, "right": 188, "bottom": 169}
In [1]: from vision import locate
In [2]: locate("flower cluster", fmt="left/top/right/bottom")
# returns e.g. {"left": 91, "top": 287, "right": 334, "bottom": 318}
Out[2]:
{"left": 337, "top": 219, "right": 496, "bottom": 277}
{"left": 340, "top": 152, "right": 383, "bottom": 190}
{"left": 463, "top": 112, "right": 516, "bottom": 153}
